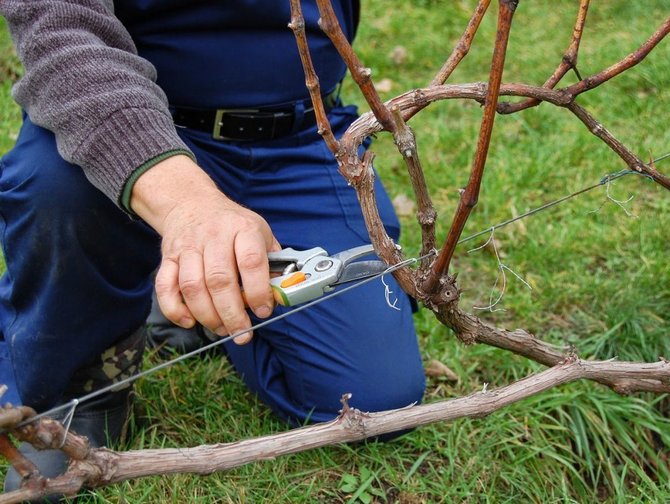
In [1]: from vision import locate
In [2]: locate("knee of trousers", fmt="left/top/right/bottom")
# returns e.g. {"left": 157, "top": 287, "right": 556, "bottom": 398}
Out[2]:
{"left": 260, "top": 339, "right": 426, "bottom": 428}
{"left": 226, "top": 287, "right": 427, "bottom": 427}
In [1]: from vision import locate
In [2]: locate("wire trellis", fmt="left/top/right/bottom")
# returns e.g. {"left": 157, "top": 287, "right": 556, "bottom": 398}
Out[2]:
{"left": 8, "top": 154, "right": 668, "bottom": 431}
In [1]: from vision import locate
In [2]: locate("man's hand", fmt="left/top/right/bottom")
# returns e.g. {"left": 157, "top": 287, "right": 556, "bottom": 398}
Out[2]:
{"left": 130, "top": 155, "right": 280, "bottom": 344}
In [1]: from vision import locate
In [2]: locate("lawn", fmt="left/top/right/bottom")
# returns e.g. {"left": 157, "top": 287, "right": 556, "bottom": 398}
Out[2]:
{"left": 1, "top": 1, "right": 670, "bottom": 502}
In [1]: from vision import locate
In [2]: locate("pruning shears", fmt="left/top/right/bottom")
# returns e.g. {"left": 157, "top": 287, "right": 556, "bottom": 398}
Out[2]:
{"left": 268, "top": 244, "right": 388, "bottom": 306}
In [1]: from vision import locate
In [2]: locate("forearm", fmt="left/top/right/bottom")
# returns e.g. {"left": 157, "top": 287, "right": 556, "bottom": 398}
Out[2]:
{"left": 1, "top": 0, "right": 193, "bottom": 205}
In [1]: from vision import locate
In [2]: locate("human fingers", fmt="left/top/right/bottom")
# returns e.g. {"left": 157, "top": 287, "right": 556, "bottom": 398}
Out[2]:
{"left": 154, "top": 256, "right": 195, "bottom": 328}
{"left": 233, "top": 229, "right": 274, "bottom": 319}
{"left": 177, "top": 246, "right": 224, "bottom": 332}
{"left": 202, "top": 238, "right": 254, "bottom": 345}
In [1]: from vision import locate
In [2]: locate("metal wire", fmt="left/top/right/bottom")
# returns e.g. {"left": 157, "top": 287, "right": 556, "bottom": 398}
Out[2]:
{"left": 11, "top": 153, "right": 669, "bottom": 428}
{"left": 15, "top": 254, "right": 428, "bottom": 428}
{"left": 457, "top": 167, "right": 653, "bottom": 246}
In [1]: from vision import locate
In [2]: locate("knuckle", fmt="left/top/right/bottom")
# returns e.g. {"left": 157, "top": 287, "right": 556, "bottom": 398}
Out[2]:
{"left": 240, "top": 213, "right": 270, "bottom": 233}
{"left": 205, "top": 268, "right": 237, "bottom": 292}
{"left": 154, "top": 280, "right": 171, "bottom": 298}
{"left": 160, "top": 305, "right": 181, "bottom": 321}
{"left": 219, "top": 310, "right": 249, "bottom": 335}
{"left": 179, "top": 278, "right": 205, "bottom": 299}
{"left": 237, "top": 250, "right": 266, "bottom": 272}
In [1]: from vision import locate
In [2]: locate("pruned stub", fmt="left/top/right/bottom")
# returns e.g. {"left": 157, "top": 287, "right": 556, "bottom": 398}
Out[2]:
{"left": 417, "top": 270, "right": 460, "bottom": 310}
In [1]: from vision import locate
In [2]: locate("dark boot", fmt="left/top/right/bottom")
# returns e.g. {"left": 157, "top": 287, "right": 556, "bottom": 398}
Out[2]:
{"left": 146, "top": 289, "right": 212, "bottom": 356}
{"left": 3, "top": 328, "right": 145, "bottom": 501}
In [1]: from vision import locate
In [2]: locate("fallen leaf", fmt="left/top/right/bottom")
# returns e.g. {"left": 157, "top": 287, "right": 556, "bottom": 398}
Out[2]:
{"left": 389, "top": 45, "right": 408, "bottom": 65}
{"left": 392, "top": 194, "right": 416, "bottom": 217}
{"left": 424, "top": 359, "right": 459, "bottom": 381}
{"left": 375, "top": 78, "right": 393, "bottom": 93}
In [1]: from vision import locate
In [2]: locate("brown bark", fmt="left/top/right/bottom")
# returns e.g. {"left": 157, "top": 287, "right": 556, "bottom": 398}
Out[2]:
{"left": 288, "top": 0, "right": 340, "bottom": 155}
{"left": 431, "top": 0, "right": 492, "bottom": 87}
{"left": 316, "top": 0, "right": 396, "bottom": 133}
{"left": 423, "top": 0, "right": 518, "bottom": 295}
{"left": 2, "top": 359, "right": 668, "bottom": 503}
{"left": 498, "top": 0, "right": 590, "bottom": 114}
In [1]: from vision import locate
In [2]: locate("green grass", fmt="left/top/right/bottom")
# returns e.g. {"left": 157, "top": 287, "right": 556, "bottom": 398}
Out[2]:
{"left": 2, "top": 1, "right": 670, "bottom": 502}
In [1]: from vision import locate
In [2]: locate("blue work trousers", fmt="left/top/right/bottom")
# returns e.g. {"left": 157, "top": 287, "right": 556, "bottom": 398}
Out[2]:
{"left": 0, "top": 105, "right": 425, "bottom": 423}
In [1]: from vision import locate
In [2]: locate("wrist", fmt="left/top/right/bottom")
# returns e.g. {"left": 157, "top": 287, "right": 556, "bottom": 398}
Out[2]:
{"left": 129, "top": 154, "right": 223, "bottom": 234}
{"left": 120, "top": 149, "right": 195, "bottom": 214}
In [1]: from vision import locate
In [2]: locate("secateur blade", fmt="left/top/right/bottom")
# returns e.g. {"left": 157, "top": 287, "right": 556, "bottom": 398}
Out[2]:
{"left": 329, "top": 244, "right": 389, "bottom": 286}
{"left": 330, "top": 260, "right": 389, "bottom": 286}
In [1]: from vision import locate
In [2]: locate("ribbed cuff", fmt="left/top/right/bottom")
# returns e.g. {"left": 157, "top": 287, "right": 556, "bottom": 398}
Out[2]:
{"left": 120, "top": 149, "right": 195, "bottom": 215}
{"left": 70, "top": 107, "right": 195, "bottom": 206}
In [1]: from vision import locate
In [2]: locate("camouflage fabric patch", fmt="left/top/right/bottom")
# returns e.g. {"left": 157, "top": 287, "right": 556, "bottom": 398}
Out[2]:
{"left": 65, "top": 328, "right": 146, "bottom": 395}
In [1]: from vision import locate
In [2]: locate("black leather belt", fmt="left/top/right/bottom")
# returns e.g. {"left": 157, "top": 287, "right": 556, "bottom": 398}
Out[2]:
{"left": 171, "top": 90, "right": 338, "bottom": 141}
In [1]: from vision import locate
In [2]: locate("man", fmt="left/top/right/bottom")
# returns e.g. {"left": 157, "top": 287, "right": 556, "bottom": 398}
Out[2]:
{"left": 0, "top": 0, "right": 425, "bottom": 494}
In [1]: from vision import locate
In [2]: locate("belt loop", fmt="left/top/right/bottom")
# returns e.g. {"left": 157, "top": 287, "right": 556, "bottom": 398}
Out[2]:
{"left": 289, "top": 100, "right": 306, "bottom": 135}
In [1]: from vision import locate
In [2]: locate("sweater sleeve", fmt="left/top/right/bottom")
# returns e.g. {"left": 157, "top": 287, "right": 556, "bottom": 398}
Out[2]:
{"left": 0, "top": 0, "right": 194, "bottom": 207}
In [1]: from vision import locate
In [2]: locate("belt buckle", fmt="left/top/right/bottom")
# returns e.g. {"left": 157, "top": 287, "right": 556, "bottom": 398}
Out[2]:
{"left": 212, "top": 108, "right": 259, "bottom": 140}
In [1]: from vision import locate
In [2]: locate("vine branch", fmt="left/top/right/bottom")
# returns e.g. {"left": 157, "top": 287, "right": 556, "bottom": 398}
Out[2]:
{"left": 1, "top": 358, "right": 668, "bottom": 503}
{"left": 498, "top": 0, "right": 590, "bottom": 114}
{"left": 288, "top": 0, "right": 340, "bottom": 155}
{"left": 423, "top": 0, "right": 518, "bottom": 295}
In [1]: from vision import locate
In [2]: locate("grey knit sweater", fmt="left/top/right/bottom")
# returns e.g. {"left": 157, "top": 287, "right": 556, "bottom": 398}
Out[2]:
{"left": 1, "top": 0, "right": 193, "bottom": 209}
